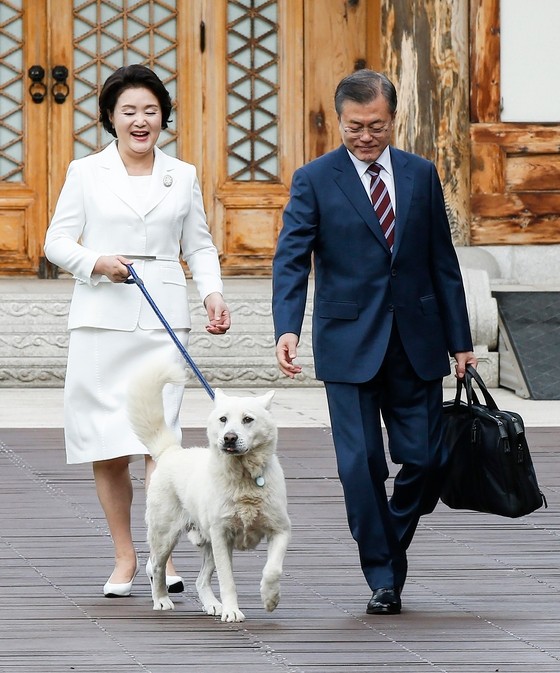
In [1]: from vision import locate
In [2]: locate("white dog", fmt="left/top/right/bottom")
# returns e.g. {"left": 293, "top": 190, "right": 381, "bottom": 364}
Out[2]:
{"left": 128, "top": 359, "right": 291, "bottom": 623}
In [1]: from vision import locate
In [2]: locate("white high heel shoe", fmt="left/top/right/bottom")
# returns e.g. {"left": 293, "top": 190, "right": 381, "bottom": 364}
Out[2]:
{"left": 103, "top": 557, "right": 139, "bottom": 597}
{"left": 146, "top": 557, "right": 184, "bottom": 594}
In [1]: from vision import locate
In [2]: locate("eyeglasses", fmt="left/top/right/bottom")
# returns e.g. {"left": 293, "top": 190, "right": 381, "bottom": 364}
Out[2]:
{"left": 341, "top": 122, "right": 392, "bottom": 138}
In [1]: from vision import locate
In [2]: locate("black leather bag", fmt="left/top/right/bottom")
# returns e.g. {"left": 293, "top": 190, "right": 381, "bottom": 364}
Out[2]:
{"left": 441, "top": 365, "right": 547, "bottom": 518}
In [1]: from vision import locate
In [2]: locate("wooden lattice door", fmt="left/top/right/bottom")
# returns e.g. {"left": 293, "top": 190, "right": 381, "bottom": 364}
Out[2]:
{"left": 0, "top": 0, "right": 184, "bottom": 276}
{"left": 0, "top": 1, "right": 48, "bottom": 274}
{"left": 187, "top": 0, "right": 377, "bottom": 275}
{"left": 0, "top": 0, "right": 377, "bottom": 276}
{"left": 184, "top": 0, "right": 304, "bottom": 275}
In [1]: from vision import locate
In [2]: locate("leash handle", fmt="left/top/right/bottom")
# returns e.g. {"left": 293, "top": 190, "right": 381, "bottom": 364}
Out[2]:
{"left": 125, "top": 264, "right": 215, "bottom": 400}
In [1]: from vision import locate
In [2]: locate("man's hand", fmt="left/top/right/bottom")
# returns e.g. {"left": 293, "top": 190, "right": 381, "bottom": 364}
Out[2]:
{"left": 276, "top": 333, "right": 302, "bottom": 378}
{"left": 454, "top": 351, "right": 478, "bottom": 379}
{"left": 204, "top": 292, "right": 231, "bottom": 335}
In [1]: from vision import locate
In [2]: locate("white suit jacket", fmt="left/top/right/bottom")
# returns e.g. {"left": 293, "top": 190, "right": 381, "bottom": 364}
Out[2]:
{"left": 44, "top": 141, "right": 223, "bottom": 331}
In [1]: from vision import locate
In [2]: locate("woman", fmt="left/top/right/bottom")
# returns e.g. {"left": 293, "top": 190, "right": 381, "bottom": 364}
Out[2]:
{"left": 44, "top": 65, "right": 230, "bottom": 597}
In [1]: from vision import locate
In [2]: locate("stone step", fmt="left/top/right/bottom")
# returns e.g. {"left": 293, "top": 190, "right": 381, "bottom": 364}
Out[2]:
{"left": 0, "top": 276, "right": 497, "bottom": 388}
{"left": 0, "top": 278, "right": 315, "bottom": 388}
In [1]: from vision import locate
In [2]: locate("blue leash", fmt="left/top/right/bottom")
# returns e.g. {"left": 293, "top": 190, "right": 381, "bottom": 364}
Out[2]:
{"left": 125, "top": 263, "right": 215, "bottom": 400}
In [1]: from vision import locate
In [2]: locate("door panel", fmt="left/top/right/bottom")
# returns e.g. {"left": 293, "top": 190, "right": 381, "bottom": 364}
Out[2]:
{"left": 304, "top": 0, "right": 379, "bottom": 162}
{"left": 471, "top": 123, "right": 560, "bottom": 243}
{"left": 0, "top": 0, "right": 48, "bottom": 274}
{"left": 190, "top": 0, "right": 304, "bottom": 275}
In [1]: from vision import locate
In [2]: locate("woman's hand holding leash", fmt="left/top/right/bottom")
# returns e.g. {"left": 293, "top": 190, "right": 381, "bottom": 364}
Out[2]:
{"left": 94, "top": 255, "right": 133, "bottom": 283}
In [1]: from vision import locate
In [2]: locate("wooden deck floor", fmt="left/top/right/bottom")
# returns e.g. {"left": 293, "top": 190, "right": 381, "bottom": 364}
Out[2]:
{"left": 0, "top": 426, "right": 558, "bottom": 673}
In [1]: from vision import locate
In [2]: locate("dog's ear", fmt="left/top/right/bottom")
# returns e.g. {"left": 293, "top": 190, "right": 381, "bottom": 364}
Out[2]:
{"left": 257, "top": 390, "right": 275, "bottom": 410}
{"left": 214, "top": 388, "right": 226, "bottom": 402}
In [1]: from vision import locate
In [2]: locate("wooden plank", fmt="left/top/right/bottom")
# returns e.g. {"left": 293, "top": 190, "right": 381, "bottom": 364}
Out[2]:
{"left": 506, "top": 154, "right": 560, "bottom": 191}
{"left": 382, "top": 0, "right": 470, "bottom": 244}
{"left": 471, "top": 216, "right": 560, "bottom": 245}
{"left": 470, "top": 0, "right": 501, "bottom": 122}
{"left": 304, "top": 0, "right": 373, "bottom": 162}
{"left": 470, "top": 123, "right": 560, "bottom": 150}
{"left": 471, "top": 141, "right": 504, "bottom": 193}
{"left": 471, "top": 193, "right": 560, "bottom": 217}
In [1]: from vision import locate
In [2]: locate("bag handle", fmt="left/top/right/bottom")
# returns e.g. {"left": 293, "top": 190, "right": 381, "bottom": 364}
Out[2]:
{"left": 453, "top": 368, "right": 473, "bottom": 408}
{"left": 465, "top": 364, "right": 499, "bottom": 410}
{"left": 452, "top": 365, "right": 498, "bottom": 412}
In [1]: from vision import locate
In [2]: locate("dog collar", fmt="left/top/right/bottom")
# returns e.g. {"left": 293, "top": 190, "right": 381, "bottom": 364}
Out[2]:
{"left": 255, "top": 475, "right": 265, "bottom": 487}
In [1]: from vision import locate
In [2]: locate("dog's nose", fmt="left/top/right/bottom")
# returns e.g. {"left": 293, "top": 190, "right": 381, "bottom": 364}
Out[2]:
{"left": 223, "top": 432, "right": 238, "bottom": 448}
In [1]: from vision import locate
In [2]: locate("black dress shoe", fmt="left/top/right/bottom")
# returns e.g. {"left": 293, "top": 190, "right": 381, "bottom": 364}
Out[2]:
{"left": 366, "top": 587, "right": 401, "bottom": 615}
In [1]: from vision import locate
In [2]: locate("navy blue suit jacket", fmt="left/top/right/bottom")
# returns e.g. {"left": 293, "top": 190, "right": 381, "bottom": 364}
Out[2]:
{"left": 272, "top": 144, "right": 473, "bottom": 383}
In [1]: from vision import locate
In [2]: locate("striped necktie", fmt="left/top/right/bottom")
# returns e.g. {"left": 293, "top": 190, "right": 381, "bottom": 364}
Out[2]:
{"left": 367, "top": 163, "right": 395, "bottom": 252}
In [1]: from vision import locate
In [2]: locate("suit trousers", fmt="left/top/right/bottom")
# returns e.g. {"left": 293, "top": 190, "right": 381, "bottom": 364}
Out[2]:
{"left": 324, "top": 321, "right": 448, "bottom": 591}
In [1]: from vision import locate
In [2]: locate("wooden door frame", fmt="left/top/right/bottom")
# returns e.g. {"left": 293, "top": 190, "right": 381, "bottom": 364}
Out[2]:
{"left": 48, "top": 1, "right": 74, "bottom": 227}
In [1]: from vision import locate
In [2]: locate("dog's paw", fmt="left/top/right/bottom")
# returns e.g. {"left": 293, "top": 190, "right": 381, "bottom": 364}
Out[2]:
{"left": 262, "top": 591, "right": 280, "bottom": 612}
{"left": 153, "top": 596, "right": 175, "bottom": 611}
{"left": 261, "top": 579, "right": 281, "bottom": 612}
{"left": 203, "top": 600, "right": 222, "bottom": 617}
{"left": 221, "top": 605, "right": 245, "bottom": 623}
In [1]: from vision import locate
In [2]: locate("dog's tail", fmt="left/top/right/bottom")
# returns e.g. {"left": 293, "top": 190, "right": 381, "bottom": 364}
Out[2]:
{"left": 127, "top": 358, "right": 186, "bottom": 460}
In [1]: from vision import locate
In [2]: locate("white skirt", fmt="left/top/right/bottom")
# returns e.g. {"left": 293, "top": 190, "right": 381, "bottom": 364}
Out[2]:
{"left": 63, "top": 326, "right": 189, "bottom": 464}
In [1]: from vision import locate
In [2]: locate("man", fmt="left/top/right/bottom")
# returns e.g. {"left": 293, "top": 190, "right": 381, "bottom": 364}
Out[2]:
{"left": 272, "top": 69, "right": 477, "bottom": 615}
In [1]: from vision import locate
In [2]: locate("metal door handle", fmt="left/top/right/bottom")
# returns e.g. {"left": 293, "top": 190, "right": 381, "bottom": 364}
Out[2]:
{"left": 51, "top": 65, "right": 69, "bottom": 104}
{"left": 28, "top": 65, "right": 47, "bottom": 103}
